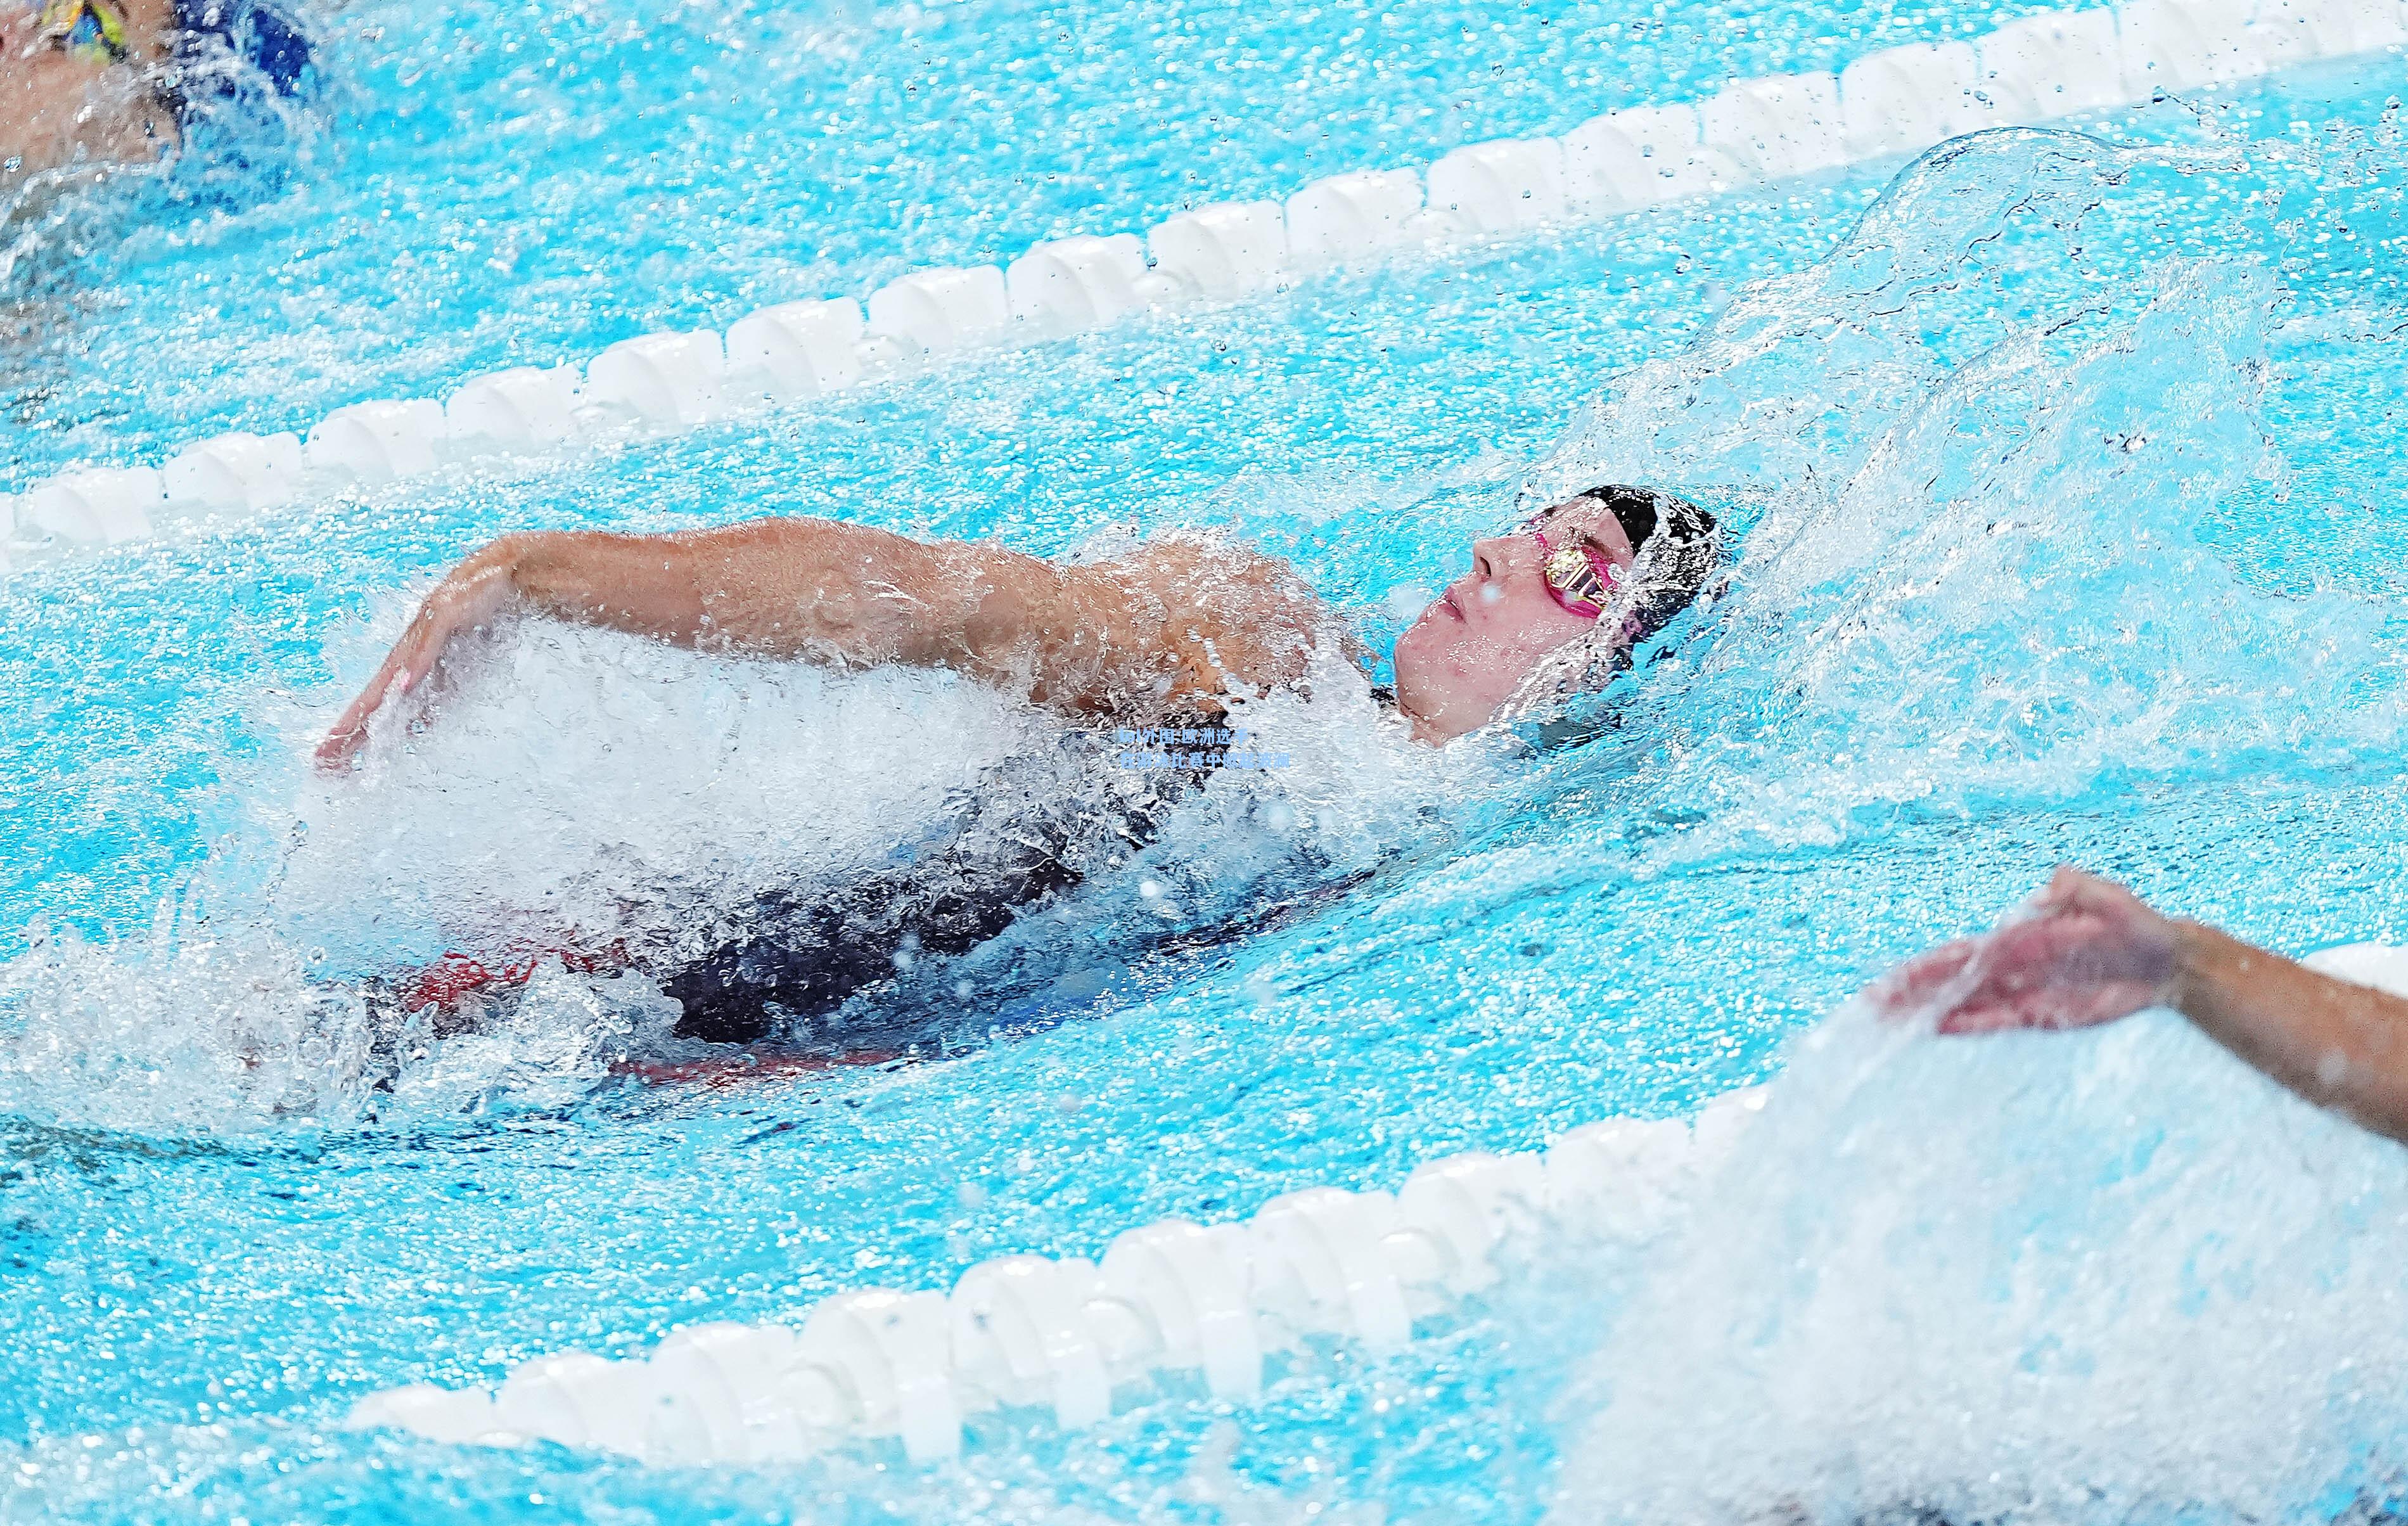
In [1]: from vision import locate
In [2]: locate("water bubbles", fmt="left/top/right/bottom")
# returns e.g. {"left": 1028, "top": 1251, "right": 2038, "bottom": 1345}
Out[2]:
{"left": 274, "top": 629, "right": 1048, "bottom": 976}
{"left": 1530, "top": 129, "right": 2396, "bottom": 865}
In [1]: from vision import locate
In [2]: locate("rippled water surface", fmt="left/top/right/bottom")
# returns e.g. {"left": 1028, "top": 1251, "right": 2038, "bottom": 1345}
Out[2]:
{"left": 4, "top": 1, "right": 2408, "bottom": 1522}
{"left": 3, "top": 0, "right": 2073, "bottom": 485}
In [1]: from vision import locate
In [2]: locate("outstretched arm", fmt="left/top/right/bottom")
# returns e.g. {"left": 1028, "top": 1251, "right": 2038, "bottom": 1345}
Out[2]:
{"left": 1866, "top": 866, "right": 2408, "bottom": 1145}
{"left": 318, "top": 516, "right": 1326, "bottom": 766}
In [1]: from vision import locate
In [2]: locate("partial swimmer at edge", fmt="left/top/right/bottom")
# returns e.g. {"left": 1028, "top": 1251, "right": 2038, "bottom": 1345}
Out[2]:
{"left": 314, "top": 485, "right": 1731, "bottom": 1077}
{"left": 1870, "top": 866, "right": 2408, "bottom": 1147}
{"left": 2, "top": 0, "right": 314, "bottom": 189}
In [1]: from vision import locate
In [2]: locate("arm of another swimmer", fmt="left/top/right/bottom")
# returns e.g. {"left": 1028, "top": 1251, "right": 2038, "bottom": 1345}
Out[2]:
{"left": 1867, "top": 865, "right": 2408, "bottom": 1145}
{"left": 316, "top": 518, "right": 1233, "bottom": 766}
{"left": 2174, "top": 919, "right": 2408, "bottom": 1143}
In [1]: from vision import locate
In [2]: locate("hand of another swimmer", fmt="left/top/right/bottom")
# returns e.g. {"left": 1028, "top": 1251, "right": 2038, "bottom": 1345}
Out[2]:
{"left": 1863, "top": 866, "right": 2184, "bottom": 1034}
{"left": 315, "top": 554, "right": 517, "bottom": 771}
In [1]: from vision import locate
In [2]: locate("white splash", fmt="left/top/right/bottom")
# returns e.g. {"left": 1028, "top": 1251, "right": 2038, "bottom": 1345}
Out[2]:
{"left": 1551, "top": 1001, "right": 2408, "bottom": 1524}
{"left": 1529, "top": 130, "right": 2400, "bottom": 857}
{"left": 264, "top": 619, "right": 1062, "bottom": 973}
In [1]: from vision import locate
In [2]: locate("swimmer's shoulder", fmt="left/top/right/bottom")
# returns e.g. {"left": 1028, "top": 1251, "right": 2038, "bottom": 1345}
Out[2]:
{"left": 1101, "top": 534, "right": 1345, "bottom": 708}
{"left": 1113, "top": 534, "right": 1309, "bottom": 596}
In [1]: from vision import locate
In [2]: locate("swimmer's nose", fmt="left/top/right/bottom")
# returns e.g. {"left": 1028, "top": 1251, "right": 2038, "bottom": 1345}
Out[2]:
{"left": 1444, "top": 534, "right": 1540, "bottom": 616}
{"left": 1468, "top": 533, "right": 1531, "bottom": 584}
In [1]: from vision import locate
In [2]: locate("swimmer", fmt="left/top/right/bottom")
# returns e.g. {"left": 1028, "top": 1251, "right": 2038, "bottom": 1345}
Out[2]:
{"left": 319, "top": 485, "right": 1725, "bottom": 765}
{"left": 1868, "top": 866, "right": 2408, "bottom": 1146}
{"left": 316, "top": 487, "right": 1726, "bottom": 1051}
{"left": 3, "top": 0, "right": 312, "bottom": 185}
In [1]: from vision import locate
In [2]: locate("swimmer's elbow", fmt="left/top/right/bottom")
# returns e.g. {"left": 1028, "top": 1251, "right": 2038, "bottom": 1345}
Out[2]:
{"left": 475, "top": 531, "right": 544, "bottom": 575}
{"left": 466, "top": 531, "right": 572, "bottom": 601}
{"left": 472, "top": 530, "right": 712, "bottom": 644}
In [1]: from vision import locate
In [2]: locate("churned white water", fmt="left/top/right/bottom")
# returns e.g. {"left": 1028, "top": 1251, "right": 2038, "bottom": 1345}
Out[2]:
{"left": 1551, "top": 995, "right": 2408, "bottom": 1525}
{"left": 270, "top": 619, "right": 1063, "bottom": 967}
{"left": 1530, "top": 129, "right": 2402, "bottom": 868}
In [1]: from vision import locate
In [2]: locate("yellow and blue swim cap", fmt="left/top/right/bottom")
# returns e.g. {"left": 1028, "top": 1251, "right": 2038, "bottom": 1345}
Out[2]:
{"left": 34, "top": 0, "right": 134, "bottom": 65}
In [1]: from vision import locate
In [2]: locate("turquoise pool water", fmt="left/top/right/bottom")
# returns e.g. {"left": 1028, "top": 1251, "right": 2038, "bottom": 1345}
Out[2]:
{"left": 3, "top": 0, "right": 2073, "bottom": 487}
{"left": 7, "top": 0, "right": 2408, "bottom": 1522}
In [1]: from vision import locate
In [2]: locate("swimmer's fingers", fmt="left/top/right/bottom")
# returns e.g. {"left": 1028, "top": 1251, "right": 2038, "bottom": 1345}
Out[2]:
{"left": 1930, "top": 975, "right": 2174, "bottom": 1035}
{"left": 314, "top": 639, "right": 426, "bottom": 769}
{"left": 2025, "top": 864, "right": 2155, "bottom": 926}
{"left": 1871, "top": 867, "right": 2179, "bottom": 1035}
{"left": 316, "top": 667, "right": 398, "bottom": 769}
{"left": 1863, "top": 937, "right": 1982, "bottom": 1023}
{"left": 314, "top": 708, "right": 373, "bottom": 769}
{"left": 1926, "top": 909, "right": 2176, "bottom": 1034}
{"left": 313, "top": 585, "right": 483, "bottom": 769}
{"left": 316, "top": 649, "right": 416, "bottom": 767}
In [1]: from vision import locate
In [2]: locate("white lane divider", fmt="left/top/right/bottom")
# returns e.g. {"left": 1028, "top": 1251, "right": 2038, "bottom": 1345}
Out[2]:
{"left": 1559, "top": 103, "right": 1741, "bottom": 209}
{"left": 1006, "top": 234, "right": 1155, "bottom": 338}
{"left": 866, "top": 266, "right": 1015, "bottom": 357}
{"left": 1284, "top": 167, "right": 1430, "bottom": 262}
{"left": 162, "top": 431, "right": 306, "bottom": 516}
{"left": 1148, "top": 202, "right": 1290, "bottom": 299}
{"left": 20, "top": 467, "right": 168, "bottom": 548}
{"left": 724, "top": 300, "right": 868, "bottom": 401}
{"left": 1427, "top": 138, "right": 1572, "bottom": 234}
{"left": 585, "top": 330, "right": 733, "bottom": 431}
{"left": 1986, "top": 9, "right": 2134, "bottom": 117}
{"left": 1703, "top": 72, "right": 1853, "bottom": 180}
{"left": 444, "top": 364, "right": 586, "bottom": 452}
{"left": 7, "top": 0, "right": 2404, "bottom": 565}
{"left": 1836, "top": 42, "right": 1988, "bottom": 162}
{"left": 306, "top": 398, "right": 450, "bottom": 485}
{"left": 341, "top": 1087, "right": 1767, "bottom": 1467}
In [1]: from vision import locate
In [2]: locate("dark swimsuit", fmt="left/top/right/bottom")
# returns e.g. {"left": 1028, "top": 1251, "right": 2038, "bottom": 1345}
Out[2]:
{"left": 359, "top": 737, "right": 1215, "bottom": 1070}
{"left": 654, "top": 739, "right": 1201, "bottom": 1044}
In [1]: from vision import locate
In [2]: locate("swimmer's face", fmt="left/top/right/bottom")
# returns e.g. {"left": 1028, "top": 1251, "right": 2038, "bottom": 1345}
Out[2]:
{"left": 1390, "top": 494, "right": 1641, "bottom": 742}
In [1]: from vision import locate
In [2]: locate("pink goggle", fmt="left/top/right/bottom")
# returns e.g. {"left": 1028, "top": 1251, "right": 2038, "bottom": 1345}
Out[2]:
{"left": 1528, "top": 525, "right": 1620, "bottom": 620}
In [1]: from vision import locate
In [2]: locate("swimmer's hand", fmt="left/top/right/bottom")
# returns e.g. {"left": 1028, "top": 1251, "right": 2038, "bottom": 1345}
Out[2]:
{"left": 1864, "top": 866, "right": 2182, "bottom": 1034}
{"left": 317, "top": 547, "right": 520, "bottom": 770}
